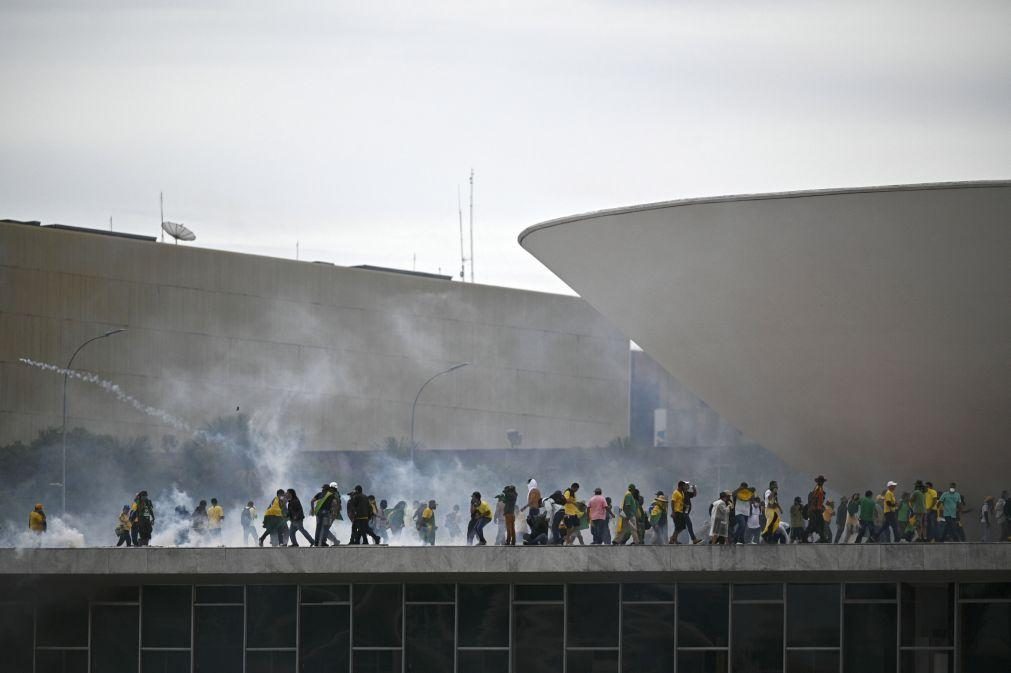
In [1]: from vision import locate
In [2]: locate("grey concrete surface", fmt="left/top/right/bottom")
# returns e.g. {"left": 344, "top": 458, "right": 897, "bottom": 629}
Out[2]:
{"left": 519, "top": 182, "right": 1011, "bottom": 513}
{"left": 1, "top": 221, "right": 629, "bottom": 450}
{"left": 3, "top": 544, "right": 1009, "bottom": 581}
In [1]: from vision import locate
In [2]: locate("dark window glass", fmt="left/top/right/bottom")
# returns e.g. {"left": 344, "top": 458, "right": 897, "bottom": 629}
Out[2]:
{"left": 677, "top": 649, "right": 728, "bottom": 673}
{"left": 247, "top": 651, "right": 296, "bottom": 673}
{"left": 678, "top": 584, "right": 729, "bottom": 648}
{"left": 405, "top": 584, "right": 454, "bottom": 603}
{"left": 960, "top": 602, "right": 1011, "bottom": 672}
{"left": 143, "top": 585, "right": 192, "bottom": 648}
{"left": 247, "top": 585, "right": 297, "bottom": 649}
{"left": 622, "top": 583, "right": 675, "bottom": 602}
{"left": 141, "top": 650, "right": 191, "bottom": 673}
{"left": 621, "top": 603, "right": 674, "bottom": 673}
{"left": 732, "top": 603, "right": 783, "bottom": 673}
{"left": 93, "top": 585, "right": 140, "bottom": 602}
{"left": 405, "top": 604, "right": 454, "bottom": 673}
{"left": 567, "top": 649, "right": 618, "bottom": 672}
{"left": 0, "top": 603, "right": 33, "bottom": 673}
{"left": 301, "top": 605, "right": 350, "bottom": 673}
{"left": 514, "top": 604, "right": 563, "bottom": 673}
{"left": 36, "top": 599, "right": 89, "bottom": 647}
{"left": 900, "top": 650, "right": 953, "bottom": 673}
{"left": 352, "top": 650, "right": 402, "bottom": 673}
{"left": 845, "top": 583, "right": 895, "bottom": 600}
{"left": 514, "top": 584, "right": 563, "bottom": 602}
{"left": 35, "top": 650, "right": 88, "bottom": 673}
{"left": 92, "top": 605, "right": 139, "bottom": 673}
{"left": 786, "top": 650, "right": 839, "bottom": 673}
{"left": 456, "top": 650, "right": 508, "bottom": 673}
{"left": 901, "top": 583, "right": 952, "bottom": 647}
{"left": 734, "top": 584, "right": 783, "bottom": 601}
{"left": 843, "top": 603, "right": 896, "bottom": 673}
{"left": 353, "top": 585, "right": 403, "bottom": 648}
{"left": 458, "top": 584, "right": 509, "bottom": 648}
{"left": 301, "top": 585, "right": 350, "bottom": 604}
{"left": 568, "top": 584, "right": 619, "bottom": 647}
{"left": 194, "top": 605, "right": 243, "bottom": 673}
{"left": 195, "top": 586, "right": 243, "bottom": 604}
{"left": 787, "top": 584, "right": 840, "bottom": 647}
{"left": 959, "top": 583, "right": 1011, "bottom": 599}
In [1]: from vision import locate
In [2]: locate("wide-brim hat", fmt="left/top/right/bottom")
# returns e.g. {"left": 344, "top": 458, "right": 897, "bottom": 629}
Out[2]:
{"left": 815, "top": 475, "right": 827, "bottom": 483}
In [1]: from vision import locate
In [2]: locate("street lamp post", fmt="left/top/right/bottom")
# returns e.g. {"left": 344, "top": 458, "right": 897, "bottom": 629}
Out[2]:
{"left": 61, "top": 328, "right": 126, "bottom": 515}
{"left": 409, "top": 362, "right": 469, "bottom": 494}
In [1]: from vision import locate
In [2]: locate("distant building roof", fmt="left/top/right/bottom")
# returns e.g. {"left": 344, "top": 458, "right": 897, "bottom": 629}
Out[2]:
{"left": 43, "top": 224, "right": 156, "bottom": 242}
{"left": 0, "top": 219, "right": 41, "bottom": 226}
{"left": 351, "top": 265, "right": 452, "bottom": 281}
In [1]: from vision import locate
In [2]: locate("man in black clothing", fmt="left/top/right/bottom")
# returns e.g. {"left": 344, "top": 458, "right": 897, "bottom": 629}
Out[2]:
{"left": 523, "top": 511, "right": 549, "bottom": 545}
{"left": 348, "top": 485, "right": 371, "bottom": 545}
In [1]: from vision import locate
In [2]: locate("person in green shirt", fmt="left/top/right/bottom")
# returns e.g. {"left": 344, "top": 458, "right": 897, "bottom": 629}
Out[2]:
{"left": 938, "top": 483, "right": 962, "bottom": 542}
{"left": 855, "top": 491, "right": 878, "bottom": 543}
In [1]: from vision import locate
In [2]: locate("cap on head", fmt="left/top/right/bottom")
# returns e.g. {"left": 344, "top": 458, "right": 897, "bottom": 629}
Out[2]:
{"left": 887, "top": 481, "right": 898, "bottom": 488}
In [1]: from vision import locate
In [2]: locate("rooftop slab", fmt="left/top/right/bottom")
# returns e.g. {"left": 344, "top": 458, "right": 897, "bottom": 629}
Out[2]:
{"left": 3, "top": 544, "right": 1009, "bottom": 583}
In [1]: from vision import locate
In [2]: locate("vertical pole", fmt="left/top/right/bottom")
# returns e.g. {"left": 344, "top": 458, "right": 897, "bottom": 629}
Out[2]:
{"left": 469, "top": 169, "right": 474, "bottom": 283}
{"left": 160, "top": 192, "right": 164, "bottom": 242}
{"left": 62, "top": 370, "right": 68, "bottom": 516}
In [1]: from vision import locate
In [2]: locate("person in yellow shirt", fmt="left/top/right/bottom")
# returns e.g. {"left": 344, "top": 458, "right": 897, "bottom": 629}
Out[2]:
{"left": 924, "top": 482, "right": 939, "bottom": 541}
{"left": 669, "top": 481, "right": 702, "bottom": 544}
{"left": 116, "top": 505, "right": 132, "bottom": 547}
{"left": 420, "top": 500, "right": 437, "bottom": 546}
{"left": 468, "top": 491, "right": 492, "bottom": 545}
{"left": 562, "top": 483, "right": 582, "bottom": 544}
{"left": 880, "top": 481, "right": 900, "bottom": 542}
{"left": 207, "top": 498, "right": 225, "bottom": 544}
{"left": 28, "top": 503, "right": 47, "bottom": 534}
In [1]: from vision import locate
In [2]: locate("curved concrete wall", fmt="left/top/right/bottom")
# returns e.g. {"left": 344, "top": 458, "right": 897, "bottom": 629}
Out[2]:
{"left": 520, "top": 182, "right": 1011, "bottom": 501}
{"left": 0, "top": 222, "right": 630, "bottom": 450}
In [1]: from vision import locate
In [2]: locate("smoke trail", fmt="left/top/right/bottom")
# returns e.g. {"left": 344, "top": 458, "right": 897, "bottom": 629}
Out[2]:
{"left": 1, "top": 514, "right": 87, "bottom": 549}
{"left": 18, "top": 358, "right": 191, "bottom": 431}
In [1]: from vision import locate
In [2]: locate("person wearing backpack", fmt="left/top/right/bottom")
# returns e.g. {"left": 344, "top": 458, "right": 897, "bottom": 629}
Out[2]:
{"left": 347, "top": 485, "right": 371, "bottom": 545}
{"left": 648, "top": 492, "right": 668, "bottom": 545}
{"left": 803, "top": 476, "right": 829, "bottom": 543}
{"left": 241, "top": 501, "right": 257, "bottom": 546}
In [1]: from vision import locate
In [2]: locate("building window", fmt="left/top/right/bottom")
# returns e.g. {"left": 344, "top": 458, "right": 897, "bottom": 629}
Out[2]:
{"left": 91, "top": 604, "right": 139, "bottom": 673}
{"left": 143, "top": 586, "right": 192, "bottom": 649}
{"left": 457, "top": 584, "right": 509, "bottom": 648}
{"left": 0, "top": 602, "right": 34, "bottom": 673}
{"left": 959, "top": 600, "right": 1011, "bottom": 671}
{"left": 352, "top": 585, "right": 403, "bottom": 672}
{"left": 621, "top": 583, "right": 674, "bottom": 673}
{"left": 732, "top": 584, "right": 783, "bottom": 673}
{"left": 843, "top": 583, "right": 896, "bottom": 673}
{"left": 514, "top": 598, "right": 563, "bottom": 673}
{"left": 194, "top": 587, "right": 243, "bottom": 673}
{"left": 301, "top": 584, "right": 351, "bottom": 673}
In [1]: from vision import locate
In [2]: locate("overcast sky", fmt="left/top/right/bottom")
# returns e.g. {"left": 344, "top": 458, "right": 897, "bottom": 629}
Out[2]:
{"left": 2, "top": 1, "right": 1009, "bottom": 294}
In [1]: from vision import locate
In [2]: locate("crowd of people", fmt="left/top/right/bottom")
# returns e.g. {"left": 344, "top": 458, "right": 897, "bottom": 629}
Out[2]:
{"left": 27, "top": 476, "right": 1011, "bottom": 547}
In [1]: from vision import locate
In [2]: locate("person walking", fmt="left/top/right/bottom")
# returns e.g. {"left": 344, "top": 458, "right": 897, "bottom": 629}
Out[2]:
{"left": 709, "top": 491, "right": 731, "bottom": 545}
{"left": 128, "top": 495, "right": 141, "bottom": 546}
{"left": 502, "top": 485, "right": 518, "bottom": 546}
{"left": 842, "top": 493, "right": 860, "bottom": 543}
{"left": 259, "top": 490, "right": 287, "bottom": 547}
{"left": 311, "top": 483, "right": 341, "bottom": 547}
{"left": 241, "top": 501, "right": 258, "bottom": 546}
{"left": 911, "top": 482, "right": 927, "bottom": 542}
{"left": 995, "top": 490, "right": 1009, "bottom": 542}
{"left": 444, "top": 504, "right": 462, "bottom": 542}
{"left": 834, "top": 495, "right": 849, "bottom": 543}
{"left": 562, "top": 483, "right": 582, "bottom": 545}
{"left": 855, "top": 491, "right": 878, "bottom": 543}
{"left": 924, "top": 482, "right": 939, "bottom": 541}
{"left": 746, "top": 497, "right": 763, "bottom": 544}
{"left": 789, "top": 497, "right": 805, "bottom": 543}
{"left": 521, "top": 478, "right": 542, "bottom": 524}
{"left": 648, "top": 492, "right": 669, "bottom": 545}
{"left": 387, "top": 501, "right": 407, "bottom": 540}
{"left": 897, "top": 492, "right": 916, "bottom": 542}
{"left": 979, "top": 497, "right": 994, "bottom": 542}
{"left": 115, "top": 505, "right": 132, "bottom": 546}
{"left": 191, "top": 500, "right": 208, "bottom": 542}
{"left": 612, "top": 484, "right": 642, "bottom": 545}
{"left": 420, "top": 500, "right": 437, "bottom": 545}
{"left": 207, "top": 498, "right": 225, "bottom": 544}
{"left": 285, "top": 489, "right": 315, "bottom": 546}
{"left": 493, "top": 494, "right": 507, "bottom": 545}
{"left": 731, "top": 483, "right": 753, "bottom": 544}
{"left": 348, "top": 486, "right": 371, "bottom": 545}
{"left": 467, "top": 492, "right": 492, "bottom": 545}
{"left": 588, "top": 488, "right": 608, "bottom": 544}
{"left": 804, "top": 476, "right": 829, "bottom": 543}
{"left": 28, "top": 503, "right": 47, "bottom": 536}
{"left": 938, "top": 483, "right": 962, "bottom": 542}
{"left": 880, "top": 481, "right": 900, "bottom": 543}
{"left": 134, "top": 491, "right": 155, "bottom": 546}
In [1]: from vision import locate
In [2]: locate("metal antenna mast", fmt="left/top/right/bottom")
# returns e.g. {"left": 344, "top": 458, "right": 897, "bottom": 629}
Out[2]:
{"left": 458, "top": 186, "right": 466, "bottom": 281}
{"left": 469, "top": 169, "right": 474, "bottom": 283}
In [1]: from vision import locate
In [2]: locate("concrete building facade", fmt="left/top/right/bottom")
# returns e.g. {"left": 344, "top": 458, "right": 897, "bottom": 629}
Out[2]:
{"left": 1, "top": 546, "right": 1009, "bottom": 673}
{"left": 0, "top": 221, "right": 630, "bottom": 451}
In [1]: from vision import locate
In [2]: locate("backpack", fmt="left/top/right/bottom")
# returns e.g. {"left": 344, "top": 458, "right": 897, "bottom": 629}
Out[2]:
{"left": 549, "top": 490, "right": 566, "bottom": 506}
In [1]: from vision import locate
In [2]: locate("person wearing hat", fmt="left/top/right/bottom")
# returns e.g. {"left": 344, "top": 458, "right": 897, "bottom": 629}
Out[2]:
{"left": 649, "top": 491, "right": 669, "bottom": 545}
{"left": 879, "top": 481, "right": 901, "bottom": 543}
{"left": 803, "top": 476, "right": 829, "bottom": 543}
{"left": 709, "top": 491, "right": 731, "bottom": 545}
{"left": 28, "top": 503, "right": 47, "bottom": 535}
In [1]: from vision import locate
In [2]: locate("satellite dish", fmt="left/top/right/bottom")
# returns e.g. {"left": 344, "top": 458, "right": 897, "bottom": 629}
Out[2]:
{"left": 161, "top": 220, "right": 196, "bottom": 244}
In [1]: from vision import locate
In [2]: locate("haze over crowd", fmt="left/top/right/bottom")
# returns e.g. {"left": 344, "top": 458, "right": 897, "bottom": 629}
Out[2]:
{"left": 2, "top": 1, "right": 1009, "bottom": 293}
